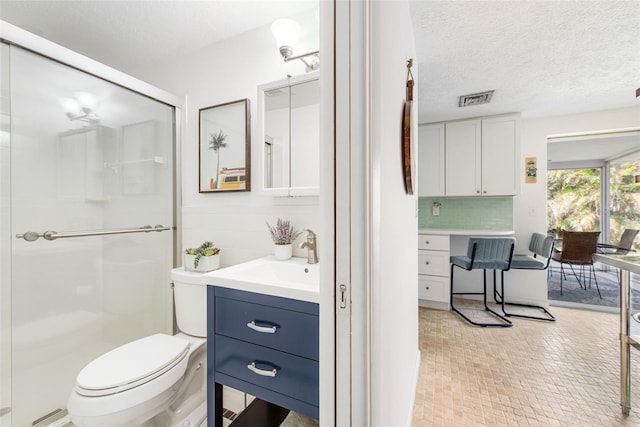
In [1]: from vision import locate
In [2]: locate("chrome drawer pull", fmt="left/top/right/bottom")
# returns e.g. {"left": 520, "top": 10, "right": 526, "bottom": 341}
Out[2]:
{"left": 247, "top": 362, "right": 277, "bottom": 377}
{"left": 247, "top": 321, "right": 278, "bottom": 334}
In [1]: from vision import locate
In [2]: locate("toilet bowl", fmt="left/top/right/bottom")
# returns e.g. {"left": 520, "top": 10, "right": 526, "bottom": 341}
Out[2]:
{"left": 67, "top": 268, "right": 208, "bottom": 427}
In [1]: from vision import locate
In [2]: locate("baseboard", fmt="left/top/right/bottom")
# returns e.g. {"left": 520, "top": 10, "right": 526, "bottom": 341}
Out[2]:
{"left": 549, "top": 299, "right": 619, "bottom": 313}
{"left": 403, "top": 349, "right": 421, "bottom": 427}
{"left": 418, "top": 299, "right": 449, "bottom": 311}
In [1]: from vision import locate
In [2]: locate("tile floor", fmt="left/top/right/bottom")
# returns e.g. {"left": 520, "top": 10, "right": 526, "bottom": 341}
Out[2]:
{"left": 412, "top": 302, "right": 640, "bottom": 426}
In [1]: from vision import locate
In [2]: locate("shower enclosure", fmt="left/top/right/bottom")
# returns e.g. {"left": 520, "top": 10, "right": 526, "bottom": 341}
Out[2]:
{"left": 1, "top": 24, "right": 182, "bottom": 426}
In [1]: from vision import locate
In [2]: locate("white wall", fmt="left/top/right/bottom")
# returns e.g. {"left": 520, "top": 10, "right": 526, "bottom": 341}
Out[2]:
{"left": 371, "top": 1, "right": 419, "bottom": 425}
{"left": 131, "top": 11, "right": 321, "bottom": 266}
{"left": 506, "top": 106, "right": 640, "bottom": 305}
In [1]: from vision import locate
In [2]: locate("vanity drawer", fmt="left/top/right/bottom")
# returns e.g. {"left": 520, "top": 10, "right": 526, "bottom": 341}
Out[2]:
{"left": 418, "top": 251, "right": 449, "bottom": 276}
{"left": 418, "top": 234, "right": 449, "bottom": 251}
{"left": 215, "top": 296, "right": 319, "bottom": 361}
{"left": 215, "top": 335, "right": 319, "bottom": 407}
{"left": 418, "top": 276, "right": 448, "bottom": 303}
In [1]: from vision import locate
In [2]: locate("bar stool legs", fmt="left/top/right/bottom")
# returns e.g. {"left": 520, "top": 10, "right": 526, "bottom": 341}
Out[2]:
{"left": 450, "top": 264, "right": 512, "bottom": 328}
{"left": 493, "top": 270, "right": 556, "bottom": 322}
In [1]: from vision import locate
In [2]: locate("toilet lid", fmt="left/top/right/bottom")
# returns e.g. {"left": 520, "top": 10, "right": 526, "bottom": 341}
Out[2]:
{"left": 76, "top": 333, "right": 190, "bottom": 395}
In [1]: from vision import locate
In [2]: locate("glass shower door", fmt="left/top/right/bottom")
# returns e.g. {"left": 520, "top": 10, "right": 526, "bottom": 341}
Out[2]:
{"left": 3, "top": 45, "right": 175, "bottom": 426}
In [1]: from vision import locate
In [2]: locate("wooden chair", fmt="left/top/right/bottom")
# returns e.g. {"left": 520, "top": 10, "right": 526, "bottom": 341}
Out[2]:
{"left": 551, "top": 231, "right": 601, "bottom": 298}
{"left": 495, "top": 233, "right": 556, "bottom": 321}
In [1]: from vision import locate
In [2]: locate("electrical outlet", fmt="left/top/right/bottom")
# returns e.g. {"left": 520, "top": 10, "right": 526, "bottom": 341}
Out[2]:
{"left": 433, "top": 205, "right": 440, "bottom": 216}
{"left": 528, "top": 206, "right": 536, "bottom": 217}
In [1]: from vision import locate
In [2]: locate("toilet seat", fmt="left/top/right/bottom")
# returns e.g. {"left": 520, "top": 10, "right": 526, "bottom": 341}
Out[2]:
{"left": 76, "top": 334, "right": 190, "bottom": 397}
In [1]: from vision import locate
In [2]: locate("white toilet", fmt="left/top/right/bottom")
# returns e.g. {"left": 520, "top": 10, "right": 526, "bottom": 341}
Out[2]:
{"left": 67, "top": 268, "right": 208, "bottom": 427}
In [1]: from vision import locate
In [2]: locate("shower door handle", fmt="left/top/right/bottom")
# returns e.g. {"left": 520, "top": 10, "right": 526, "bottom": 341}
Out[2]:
{"left": 16, "top": 224, "right": 171, "bottom": 242}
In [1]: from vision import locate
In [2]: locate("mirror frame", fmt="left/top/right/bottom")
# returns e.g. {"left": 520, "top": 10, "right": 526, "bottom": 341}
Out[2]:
{"left": 258, "top": 71, "right": 320, "bottom": 197}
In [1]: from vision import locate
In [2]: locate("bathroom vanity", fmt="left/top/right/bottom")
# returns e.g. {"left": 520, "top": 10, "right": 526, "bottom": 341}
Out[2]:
{"left": 203, "top": 257, "right": 320, "bottom": 426}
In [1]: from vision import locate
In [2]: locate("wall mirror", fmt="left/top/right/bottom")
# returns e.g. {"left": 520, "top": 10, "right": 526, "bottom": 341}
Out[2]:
{"left": 259, "top": 71, "right": 319, "bottom": 196}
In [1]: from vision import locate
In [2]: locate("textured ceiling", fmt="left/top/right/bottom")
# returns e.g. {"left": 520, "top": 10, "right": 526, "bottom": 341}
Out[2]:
{"left": 1, "top": 0, "right": 639, "bottom": 157}
{"left": 409, "top": 0, "right": 640, "bottom": 123}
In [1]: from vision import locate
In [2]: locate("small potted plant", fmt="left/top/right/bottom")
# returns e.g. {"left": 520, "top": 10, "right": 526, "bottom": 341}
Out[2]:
{"left": 267, "top": 218, "right": 302, "bottom": 260}
{"left": 184, "top": 241, "right": 221, "bottom": 272}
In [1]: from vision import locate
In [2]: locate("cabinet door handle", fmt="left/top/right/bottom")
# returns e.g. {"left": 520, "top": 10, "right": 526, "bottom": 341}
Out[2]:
{"left": 247, "top": 362, "right": 278, "bottom": 377}
{"left": 425, "top": 261, "right": 430, "bottom": 265}
{"left": 425, "top": 286, "right": 430, "bottom": 290}
{"left": 425, "top": 240, "right": 430, "bottom": 245}
{"left": 247, "top": 321, "right": 278, "bottom": 334}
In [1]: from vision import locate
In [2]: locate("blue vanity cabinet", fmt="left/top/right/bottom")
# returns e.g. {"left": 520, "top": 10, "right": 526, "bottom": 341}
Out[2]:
{"left": 207, "top": 286, "right": 319, "bottom": 426}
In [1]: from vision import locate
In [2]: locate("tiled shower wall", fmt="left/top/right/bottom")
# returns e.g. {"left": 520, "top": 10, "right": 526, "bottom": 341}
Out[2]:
{"left": 419, "top": 197, "right": 513, "bottom": 230}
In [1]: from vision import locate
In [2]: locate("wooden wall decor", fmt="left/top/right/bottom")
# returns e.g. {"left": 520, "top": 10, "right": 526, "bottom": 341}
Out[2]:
{"left": 402, "top": 59, "right": 414, "bottom": 195}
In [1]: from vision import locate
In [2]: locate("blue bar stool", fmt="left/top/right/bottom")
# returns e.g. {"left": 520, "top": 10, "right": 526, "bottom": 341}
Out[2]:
{"left": 494, "top": 233, "right": 556, "bottom": 321}
{"left": 450, "top": 237, "right": 515, "bottom": 327}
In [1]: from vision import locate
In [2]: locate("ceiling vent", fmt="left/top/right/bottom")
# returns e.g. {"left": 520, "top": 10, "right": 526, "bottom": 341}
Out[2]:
{"left": 458, "top": 90, "right": 494, "bottom": 107}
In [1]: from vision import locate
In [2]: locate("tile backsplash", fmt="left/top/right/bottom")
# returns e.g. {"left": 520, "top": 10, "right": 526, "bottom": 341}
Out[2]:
{"left": 419, "top": 197, "right": 513, "bottom": 230}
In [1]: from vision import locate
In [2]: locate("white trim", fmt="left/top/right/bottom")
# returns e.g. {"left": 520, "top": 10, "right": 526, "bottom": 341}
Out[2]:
{"left": 405, "top": 350, "right": 422, "bottom": 427}
{"left": 0, "top": 21, "right": 183, "bottom": 109}
{"left": 547, "top": 159, "right": 604, "bottom": 170}
{"left": 547, "top": 127, "right": 640, "bottom": 142}
{"left": 319, "top": 0, "right": 336, "bottom": 425}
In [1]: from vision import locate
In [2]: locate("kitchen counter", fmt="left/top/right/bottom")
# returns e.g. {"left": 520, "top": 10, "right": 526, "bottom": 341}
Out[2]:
{"left": 593, "top": 253, "right": 640, "bottom": 415}
{"left": 593, "top": 254, "right": 640, "bottom": 275}
{"left": 419, "top": 228, "right": 514, "bottom": 236}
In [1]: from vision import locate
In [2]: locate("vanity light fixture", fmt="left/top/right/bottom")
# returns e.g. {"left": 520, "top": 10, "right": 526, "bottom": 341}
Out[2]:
{"left": 59, "top": 91, "right": 100, "bottom": 124}
{"left": 271, "top": 18, "right": 319, "bottom": 72}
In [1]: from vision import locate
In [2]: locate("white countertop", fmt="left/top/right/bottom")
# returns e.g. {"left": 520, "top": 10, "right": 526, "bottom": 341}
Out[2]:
{"left": 419, "top": 228, "right": 515, "bottom": 236}
{"left": 593, "top": 254, "right": 640, "bottom": 275}
{"left": 202, "top": 256, "right": 320, "bottom": 303}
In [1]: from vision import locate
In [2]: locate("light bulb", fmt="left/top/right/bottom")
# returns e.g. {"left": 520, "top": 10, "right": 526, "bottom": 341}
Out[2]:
{"left": 271, "top": 18, "right": 301, "bottom": 59}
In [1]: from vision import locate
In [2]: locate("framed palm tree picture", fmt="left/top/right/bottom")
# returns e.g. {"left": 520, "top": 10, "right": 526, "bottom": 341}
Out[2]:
{"left": 199, "top": 99, "right": 251, "bottom": 193}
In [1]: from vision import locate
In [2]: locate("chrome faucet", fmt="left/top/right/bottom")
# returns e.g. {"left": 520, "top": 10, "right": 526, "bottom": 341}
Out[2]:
{"left": 299, "top": 229, "right": 318, "bottom": 264}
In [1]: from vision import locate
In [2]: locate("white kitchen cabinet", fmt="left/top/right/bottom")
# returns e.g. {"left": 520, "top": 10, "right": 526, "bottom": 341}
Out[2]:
{"left": 417, "top": 233, "right": 450, "bottom": 309}
{"left": 444, "top": 114, "right": 520, "bottom": 197}
{"left": 444, "top": 119, "right": 482, "bottom": 196}
{"left": 481, "top": 114, "right": 520, "bottom": 196}
{"left": 418, "top": 123, "right": 445, "bottom": 197}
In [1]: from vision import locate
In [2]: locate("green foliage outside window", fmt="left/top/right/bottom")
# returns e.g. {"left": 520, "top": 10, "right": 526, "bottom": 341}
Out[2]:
{"left": 547, "top": 160, "right": 640, "bottom": 250}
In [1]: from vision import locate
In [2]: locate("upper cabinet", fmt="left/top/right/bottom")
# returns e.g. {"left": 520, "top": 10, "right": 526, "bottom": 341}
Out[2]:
{"left": 418, "top": 123, "right": 445, "bottom": 197}
{"left": 444, "top": 119, "right": 482, "bottom": 196}
{"left": 480, "top": 115, "right": 520, "bottom": 196}
{"left": 259, "top": 72, "right": 320, "bottom": 197}
{"left": 420, "top": 113, "right": 520, "bottom": 198}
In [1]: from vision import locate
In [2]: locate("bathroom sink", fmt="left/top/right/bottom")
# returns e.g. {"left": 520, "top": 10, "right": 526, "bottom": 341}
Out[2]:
{"left": 203, "top": 256, "right": 319, "bottom": 303}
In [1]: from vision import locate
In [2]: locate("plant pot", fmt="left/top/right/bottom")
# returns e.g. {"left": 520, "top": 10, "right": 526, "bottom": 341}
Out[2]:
{"left": 274, "top": 243, "right": 293, "bottom": 260}
{"left": 184, "top": 253, "right": 220, "bottom": 272}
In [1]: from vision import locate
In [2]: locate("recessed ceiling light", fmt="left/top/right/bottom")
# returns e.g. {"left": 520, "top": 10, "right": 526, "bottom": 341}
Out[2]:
{"left": 458, "top": 90, "right": 494, "bottom": 107}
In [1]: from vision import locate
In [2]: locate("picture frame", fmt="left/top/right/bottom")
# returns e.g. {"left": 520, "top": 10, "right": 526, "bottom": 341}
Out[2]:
{"left": 199, "top": 99, "right": 251, "bottom": 193}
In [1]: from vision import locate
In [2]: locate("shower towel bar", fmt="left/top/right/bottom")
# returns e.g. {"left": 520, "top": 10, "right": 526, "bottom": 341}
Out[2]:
{"left": 16, "top": 224, "right": 171, "bottom": 242}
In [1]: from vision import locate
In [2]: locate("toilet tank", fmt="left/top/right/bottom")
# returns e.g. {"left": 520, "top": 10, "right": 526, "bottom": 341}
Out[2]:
{"left": 170, "top": 268, "right": 208, "bottom": 337}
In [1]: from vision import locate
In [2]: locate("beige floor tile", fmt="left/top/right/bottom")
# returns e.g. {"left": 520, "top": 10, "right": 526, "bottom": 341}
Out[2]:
{"left": 412, "top": 305, "right": 640, "bottom": 426}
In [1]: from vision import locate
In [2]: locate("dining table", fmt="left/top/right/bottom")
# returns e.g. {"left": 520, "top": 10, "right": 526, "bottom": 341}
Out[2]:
{"left": 592, "top": 253, "right": 640, "bottom": 415}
